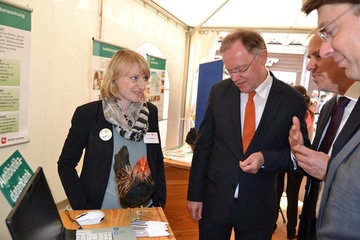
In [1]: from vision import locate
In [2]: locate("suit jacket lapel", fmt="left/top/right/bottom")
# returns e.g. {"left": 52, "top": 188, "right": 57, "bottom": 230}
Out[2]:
{"left": 98, "top": 103, "right": 114, "bottom": 164}
{"left": 317, "top": 97, "right": 360, "bottom": 228}
{"left": 312, "top": 97, "right": 336, "bottom": 150}
{"left": 227, "top": 84, "right": 243, "bottom": 156}
{"left": 317, "top": 129, "right": 360, "bottom": 228}
{"left": 230, "top": 79, "right": 284, "bottom": 156}
{"left": 332, "top": 97, "right": 360, "bottom": 156}
{"left": 249, "top": 79, "right": 282, "bottom": 152}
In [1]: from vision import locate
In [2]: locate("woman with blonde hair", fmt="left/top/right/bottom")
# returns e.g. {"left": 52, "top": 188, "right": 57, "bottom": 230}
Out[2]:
{"left": 58, "top": 49, "right": 166, "bottom": 210}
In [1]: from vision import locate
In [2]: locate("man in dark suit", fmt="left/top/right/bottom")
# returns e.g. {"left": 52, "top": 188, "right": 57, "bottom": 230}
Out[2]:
{"left": 187, "top": 28, "right": 310, "bottom": 240}
{"left": 292, "top": 1, "right": 360, "bottom": 239}
{"left": 293, "top": 34, "right": 358, "bottom": 240}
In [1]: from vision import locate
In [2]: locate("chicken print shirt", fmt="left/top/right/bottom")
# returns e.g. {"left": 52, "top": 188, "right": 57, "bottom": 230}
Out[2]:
{"left": 101, "top": 125, "right": 153, "bottom": 209}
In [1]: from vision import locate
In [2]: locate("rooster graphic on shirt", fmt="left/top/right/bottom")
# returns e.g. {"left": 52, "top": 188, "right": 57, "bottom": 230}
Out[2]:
{"left": 113, "top": 146, "right": 155, "bottom": 208}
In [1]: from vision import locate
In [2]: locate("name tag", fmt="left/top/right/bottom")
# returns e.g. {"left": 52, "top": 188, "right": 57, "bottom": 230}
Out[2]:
{"left": 144, "top": 132, "right": 159, "bottom": 144}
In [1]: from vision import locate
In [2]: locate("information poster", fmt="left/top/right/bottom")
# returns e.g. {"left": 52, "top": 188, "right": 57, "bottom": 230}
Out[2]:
{"left": 0, "top": 150, "right": 33, "bottom": 207}
{"left": 91, "top": 39, "right": 123, "bottom": 101}
{"left": 0, "top": 2, "right": 32, "bottom": 147}
{"left": 146, "top": 54, "right": 166, "bottom": 120}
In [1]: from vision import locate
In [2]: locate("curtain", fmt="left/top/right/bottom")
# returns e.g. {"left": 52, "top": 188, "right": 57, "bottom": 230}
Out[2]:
{"left": 183, "top": 31, "right": 220, "bottom": 142}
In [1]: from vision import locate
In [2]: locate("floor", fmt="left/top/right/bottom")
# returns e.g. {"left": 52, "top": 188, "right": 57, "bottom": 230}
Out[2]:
{"left": 272, "top": 193, "right": 303, "bottom": 240}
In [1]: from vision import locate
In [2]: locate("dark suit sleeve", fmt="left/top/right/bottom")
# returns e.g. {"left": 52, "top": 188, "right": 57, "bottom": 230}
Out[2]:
{"left": 187, "top": 84, "right": 217, "bottom": 202}
{"left": 259, "top": 82, "right": 311, "bottom": 174}
{"left": 58, "top": 101, "right": 114, "bottom": 210}
{"left": 58, "top": 103, "right": 97, "bottom": 209}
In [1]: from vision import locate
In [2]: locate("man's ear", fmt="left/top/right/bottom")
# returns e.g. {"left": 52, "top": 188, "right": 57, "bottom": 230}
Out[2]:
{"left": 259, "top": 50, "right": 268, "bottom": 65}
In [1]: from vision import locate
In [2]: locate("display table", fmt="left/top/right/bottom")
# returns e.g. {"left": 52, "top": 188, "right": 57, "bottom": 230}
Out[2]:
{"left": 162, "top": 158, "right": 199, "bottom": 240}
{"left": 59, "top": 207, "right": 175, "bottom": 240}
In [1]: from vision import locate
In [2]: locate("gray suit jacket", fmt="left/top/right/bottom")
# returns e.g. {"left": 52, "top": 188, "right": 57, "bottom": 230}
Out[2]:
{"left": 316, "top": 103, "right": 360, "bottom": 239}
{"left": 298, "top": 96, "right": 360, "bottom": 239}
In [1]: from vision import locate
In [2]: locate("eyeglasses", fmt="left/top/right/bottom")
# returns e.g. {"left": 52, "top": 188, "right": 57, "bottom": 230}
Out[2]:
{"left": 317, "top": 4, "right": 357, "bottom": 42}
{"left": 224, "top": 53, "right": 258, "bottom": 76}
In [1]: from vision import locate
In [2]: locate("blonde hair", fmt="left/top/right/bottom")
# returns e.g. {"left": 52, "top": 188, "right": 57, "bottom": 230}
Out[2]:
{"left": 100, "top": 49, "right": 150, "bottom": 101}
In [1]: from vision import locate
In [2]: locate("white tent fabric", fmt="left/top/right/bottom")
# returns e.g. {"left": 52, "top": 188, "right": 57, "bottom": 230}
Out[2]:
{"left": 138, "top": 0, "right": 318, "bottom": 142}
{"left": 150, "top": 0, "right": 318, "bottom": 45}
{"left": 184, "top": 31, "right": 220, "bottom": 137}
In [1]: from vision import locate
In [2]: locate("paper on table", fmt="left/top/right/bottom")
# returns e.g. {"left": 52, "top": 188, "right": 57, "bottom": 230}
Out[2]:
{"left": 163, "top": 144, "right": 193, "bottom": 163}
{"left": 131, "top": 220, "right": 169, "bottom": 237}
{"left": 133, "top": 229, "right": 170, "bottom": 237}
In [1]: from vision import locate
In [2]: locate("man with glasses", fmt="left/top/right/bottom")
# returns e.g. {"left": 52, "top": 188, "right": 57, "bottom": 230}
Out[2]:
{"left": 290, "top": 33, "right": 360, "bottom": 240}
{"left": 187, "top": 28, "right": 310, "bottom": 240}
{"left": 289, "top": 1, "right": 360, "bottom": 239}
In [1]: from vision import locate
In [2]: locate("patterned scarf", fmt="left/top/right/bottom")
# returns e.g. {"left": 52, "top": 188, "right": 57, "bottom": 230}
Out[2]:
{"left": 102, "top": 97, "right": 149, "bottom": 141}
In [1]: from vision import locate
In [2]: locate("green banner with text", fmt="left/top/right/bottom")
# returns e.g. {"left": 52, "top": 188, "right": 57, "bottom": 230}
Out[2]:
{"left": 147, "top": 55, "right": 166, "bottom": 70}
{"left": 0, "top": 150, "right": 33, "bottom": 207}
{"left": 92, "top": 40, "right": 122, "bottom": 58}
{"left": 0, "top": 2, "right": 31, "bottom": 31}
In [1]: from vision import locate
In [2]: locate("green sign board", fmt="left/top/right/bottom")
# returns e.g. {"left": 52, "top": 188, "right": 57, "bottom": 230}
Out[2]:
{"left": 92, "top": 40, "right": 122, "bottom": 58}
{"left": 147, "top": 55, "right": 166, "bottom": 70}
{"left": 0, "top": 2, "right": 32, "bottom": 31}
{"left": 0, "top": 150, "right": 33, "bottom": 207}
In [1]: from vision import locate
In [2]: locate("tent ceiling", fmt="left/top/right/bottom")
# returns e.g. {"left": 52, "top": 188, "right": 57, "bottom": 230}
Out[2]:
{"left": 149, "top": 0, "right": 318, "bottom": 45}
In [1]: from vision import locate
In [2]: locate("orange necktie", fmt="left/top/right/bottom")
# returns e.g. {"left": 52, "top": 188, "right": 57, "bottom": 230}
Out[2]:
{"left": 243, "top": 91, "right": 256, "bottom": 153}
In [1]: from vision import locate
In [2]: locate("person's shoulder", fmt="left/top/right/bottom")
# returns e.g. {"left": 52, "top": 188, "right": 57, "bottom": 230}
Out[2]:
{"left": 272, "top": 77, "right": 292, "bottom": 89}
{"left": 211, "top": 78, "right": 234, "bottom": 91}
{"left": 73, "top": 100, "right": 103, "bottom": 117}
{"left": 322, "top": 96, "right": 336, "bottom": 108}
{"left": 146, "top": 101, "right": 159, "bottom": 117}
{"left": 146, "top": 101, "right": 157, "bottom": 111}
{"left": 214, "top": 78, "right": 232, "bottom": 86}
{"left": 77, "top": 100, "right": 102, "bottom": 110}
{"left": 146, "top": 102, "right": 159, "bottom": 126}
{"left": 272, "top": 78, "right": 298, "bottom": 93}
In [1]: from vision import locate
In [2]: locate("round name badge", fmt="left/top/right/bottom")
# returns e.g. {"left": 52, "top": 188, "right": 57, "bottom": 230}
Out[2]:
{"left": 99, "top": 128, "right": 112, "bottom": 141}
